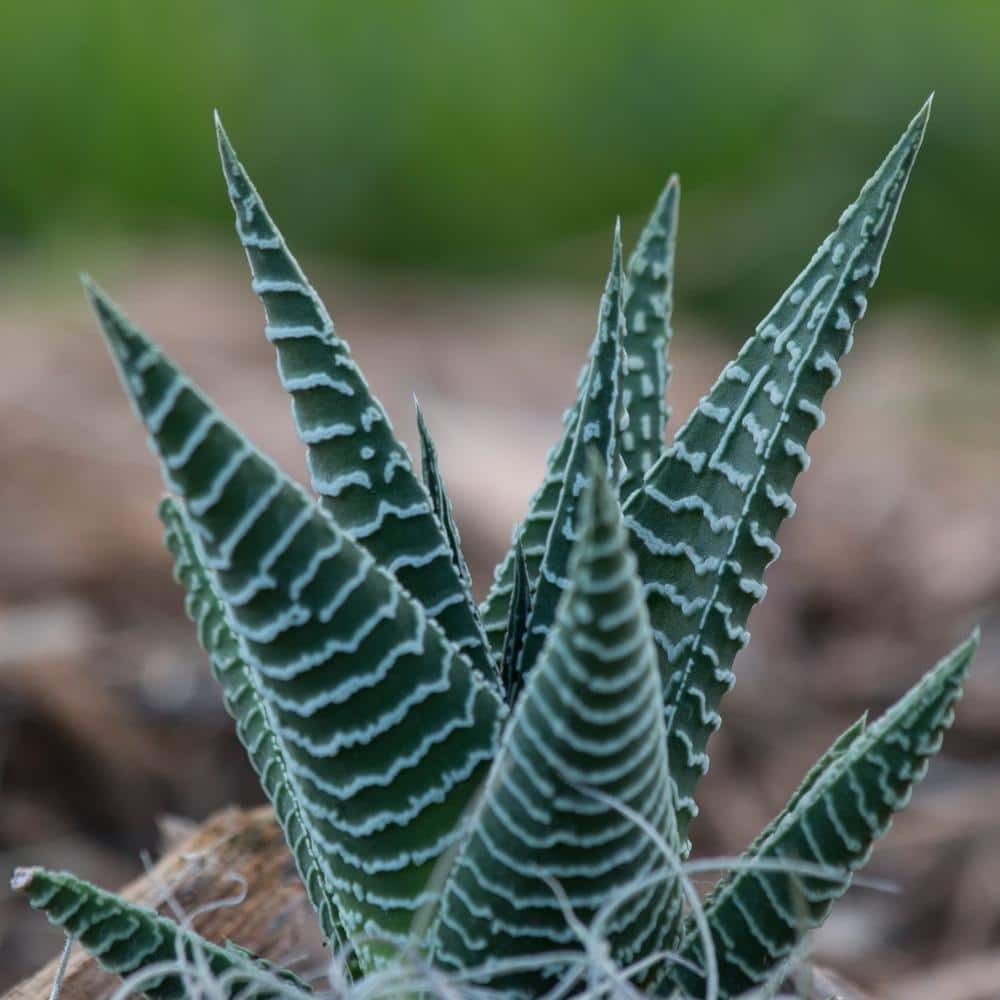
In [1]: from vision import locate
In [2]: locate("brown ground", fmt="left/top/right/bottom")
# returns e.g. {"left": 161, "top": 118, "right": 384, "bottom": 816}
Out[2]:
{"left": 1, "top": 246, "right": 999, "bottom": 996}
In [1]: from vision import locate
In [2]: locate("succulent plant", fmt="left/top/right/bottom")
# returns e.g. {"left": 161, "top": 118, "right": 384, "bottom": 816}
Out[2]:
{"left": 12, "top": 96, "right": 978, "bottom": 999}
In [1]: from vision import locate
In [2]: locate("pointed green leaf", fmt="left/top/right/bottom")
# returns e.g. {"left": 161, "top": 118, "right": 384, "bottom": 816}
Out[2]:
{"left": 87, "top": 284, "right": 504, "bottom": 966}
{"left": 432, "top": 468, "right": 682, "bottom": 996}
{"left": 159, "top": 496, "right": 344, "bottom": 952}
{"left": 623, "top": 100, "right": 930, "bottom": 849}
{"left": 10, "top": 867, "right": 310, "bottom": 998}
{"left": 500, "top": 539, "right": 532, "bottom": 706}
{"left": 621, "top": 175, "right": 679, "bottom": 499}
{"left": 515, "top": 226, "right": 628, "bottom": 677}
{"left": 480, "top": 178, "right": 680, "bottom": 654}
{"left": 414, "top": 399, "right": 479, "bottom": 614}
{"left": 479, "top": 391, "right": 581, "bottom": 656}
{"left": 742, "top": 713, "right": 867, "bottom": 861}
{"left": 215, "top": 117, "right": 498, "bottom": 690}
{"left": 663, "top": 632, "right": 977, "bottom": 999}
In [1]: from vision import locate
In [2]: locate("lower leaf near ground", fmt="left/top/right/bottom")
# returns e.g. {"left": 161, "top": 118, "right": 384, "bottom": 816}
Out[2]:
{"left": 661, "top": 631, "right": 978, "bottom": 999}
{"left": 10, "top": 867, "right": 310, "bottom": 999}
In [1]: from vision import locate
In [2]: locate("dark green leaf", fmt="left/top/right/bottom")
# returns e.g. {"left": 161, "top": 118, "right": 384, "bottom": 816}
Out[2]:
{"left": 662, "top": 631, "right": 976, "bottom": 999}
{"left": 216, "top": 117, "right": 498, "bottom": 690}
{"left": 87, "top": 283, "right": 504, "bottom": 967}
{"left": 623, "top": 100, "right": 931, "bottom": 851}
{"left": 480, "top": 179, "right": 680, "bottom": 655}
{"left": 433, "top": 466, "right": 682, "bottom": 996}
{"left": 10, "top": 867, "right": 310, "bottom": 998}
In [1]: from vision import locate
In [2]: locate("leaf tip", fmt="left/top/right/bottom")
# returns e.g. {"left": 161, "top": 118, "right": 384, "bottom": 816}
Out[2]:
{"left": 214, "top": 111, "right": 242, "bottom": 185}
{"left": 84, "top": 282, "right": 140, "bottom": 366}
{"left": 911, "top": 92, "right": 934, "bottom": 142}
{"left": 898, "top": 94, "right": 933, "bottom": 161}
{"left": 579, "top": 450, "right": 619, "bottom": 534}
{"left": 10, "top": 866, "right": 36, "bottom": 893}
{"left": 958, "top": 626, "right": 981, "bottom": 662}
{"left": 79, "top": 272, "right": 105, "bottom": 313}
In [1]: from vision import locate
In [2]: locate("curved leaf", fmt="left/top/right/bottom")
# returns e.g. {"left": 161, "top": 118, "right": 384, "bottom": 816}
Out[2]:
{"left": 215, "top": 117, "right": 498, "bottom": 690}
{"left": 432, "top": 466, "right": 682, "bottom": 997}
{"left": 662, "top": 631, "right": 977, "bottom": 999}
{"left": 10, "top": 867, "right": 310, "bottom": 998}
{"left": 159, "top": 496, "right": 344, "bottom": 952}
{"left": 623, "top": 99, "right": 931, "bottom": 849}
{"left": 87, "top": 284, "right": 504, "bottom": 966}
{"left": 480, "top": 178, "right": 680, "bottom": 654}
{"left": 515, "top": 225, "right": 628, "bottom": 676}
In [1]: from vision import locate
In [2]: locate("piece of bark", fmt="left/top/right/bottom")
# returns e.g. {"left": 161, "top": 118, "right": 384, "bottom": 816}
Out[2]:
{"left": 4, "top": 805, "right": 320, "bottom": 1000}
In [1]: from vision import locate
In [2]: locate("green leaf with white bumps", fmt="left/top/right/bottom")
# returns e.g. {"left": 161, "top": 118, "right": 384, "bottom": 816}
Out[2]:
{"left": 10, "top": 867, "right": 310, "bottom": 998}
{"left": 480, "top": 179, "right": 680, "bottom": 655}
{"left": 740, "top": 712, "right": 867, "bottom": 862}
{"left": 432, "top": 467, "right": 682, "bottom": 997}
{"left": 621, "top": 175, "right": 680, "bottom": 500}
{"left": 215, "top": 117, "right": 498, "bottom": 691}
{"left": 623, "top": 99, "right": 931, "bottom": 850}
{"left": 663, "top": 632, "right": 977, "bottom": 999}
{"left": 87, "top": 284, "right": 504, "bottom": 967}
{"left": 514, "top": 225, "right": 628, "bottom": 677}
{"left": 159, "top": 496, "right": 344, "bottom": 952}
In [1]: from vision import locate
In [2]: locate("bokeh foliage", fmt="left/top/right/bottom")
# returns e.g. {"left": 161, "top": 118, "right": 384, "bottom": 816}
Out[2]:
{"left": 1, "top": 1, "right": 996, "bottom": 319}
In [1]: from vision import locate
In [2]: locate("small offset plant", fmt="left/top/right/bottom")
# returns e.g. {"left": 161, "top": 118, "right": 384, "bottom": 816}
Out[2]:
{"left": 12, "top": 97, "right": 978, "bottom": 999}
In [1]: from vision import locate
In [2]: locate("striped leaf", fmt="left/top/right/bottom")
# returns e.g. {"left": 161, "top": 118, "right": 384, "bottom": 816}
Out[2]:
{"left": 10, "top": 867, "right": 310, "bottom": 998}
{"left": 432, "top": 467, "right": 682, "bottom": 998}
{"left": 741, "top": 713, "right": 867, "bottom": 861}
{"left": 662, "top": 632, "right": 977, "bottom": 999}
{"left": 87, "top": 283, "right": 504, "bottom": 966}
{"left": 621, "top": 175, "right": 680, "bottom": 500}
{"left": 622, "top": 99, "right": 931, "bottom": 850}
{"left": 500, "top": 539, "right": 532, "bottom": 706}
{"left": 159, "top": 496, "right": 344, "bottom": 952}
{"left": 480, "top": 178, "right": 680, "bottom": 655}
{"left": 414, "top": 400, "right": 479, "bottom": 620}
{"left": 215, "top": 117, "right": 498, "bottom": 690}
{"left": 514, "top": 225, "right": 628, "bottom": 677}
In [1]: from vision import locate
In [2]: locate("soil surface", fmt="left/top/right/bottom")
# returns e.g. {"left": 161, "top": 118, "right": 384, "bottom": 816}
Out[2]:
{"left": 2, "top": 248, "right": 999, "bottom": 996}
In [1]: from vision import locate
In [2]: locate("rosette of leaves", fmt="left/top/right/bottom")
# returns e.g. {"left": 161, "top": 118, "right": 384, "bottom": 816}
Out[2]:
{"left": 13, "top": 96, "right": 979, "bottom": 999}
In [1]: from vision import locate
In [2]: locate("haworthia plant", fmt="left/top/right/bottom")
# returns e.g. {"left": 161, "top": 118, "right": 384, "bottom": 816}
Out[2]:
{"left": 13, "top": 96, "right": 977, "bottom": 999}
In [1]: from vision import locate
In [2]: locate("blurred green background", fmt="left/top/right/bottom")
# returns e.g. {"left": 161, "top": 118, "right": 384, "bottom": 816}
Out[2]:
{"left": 0, "top": 0, "right": 996, "bottom": 322}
